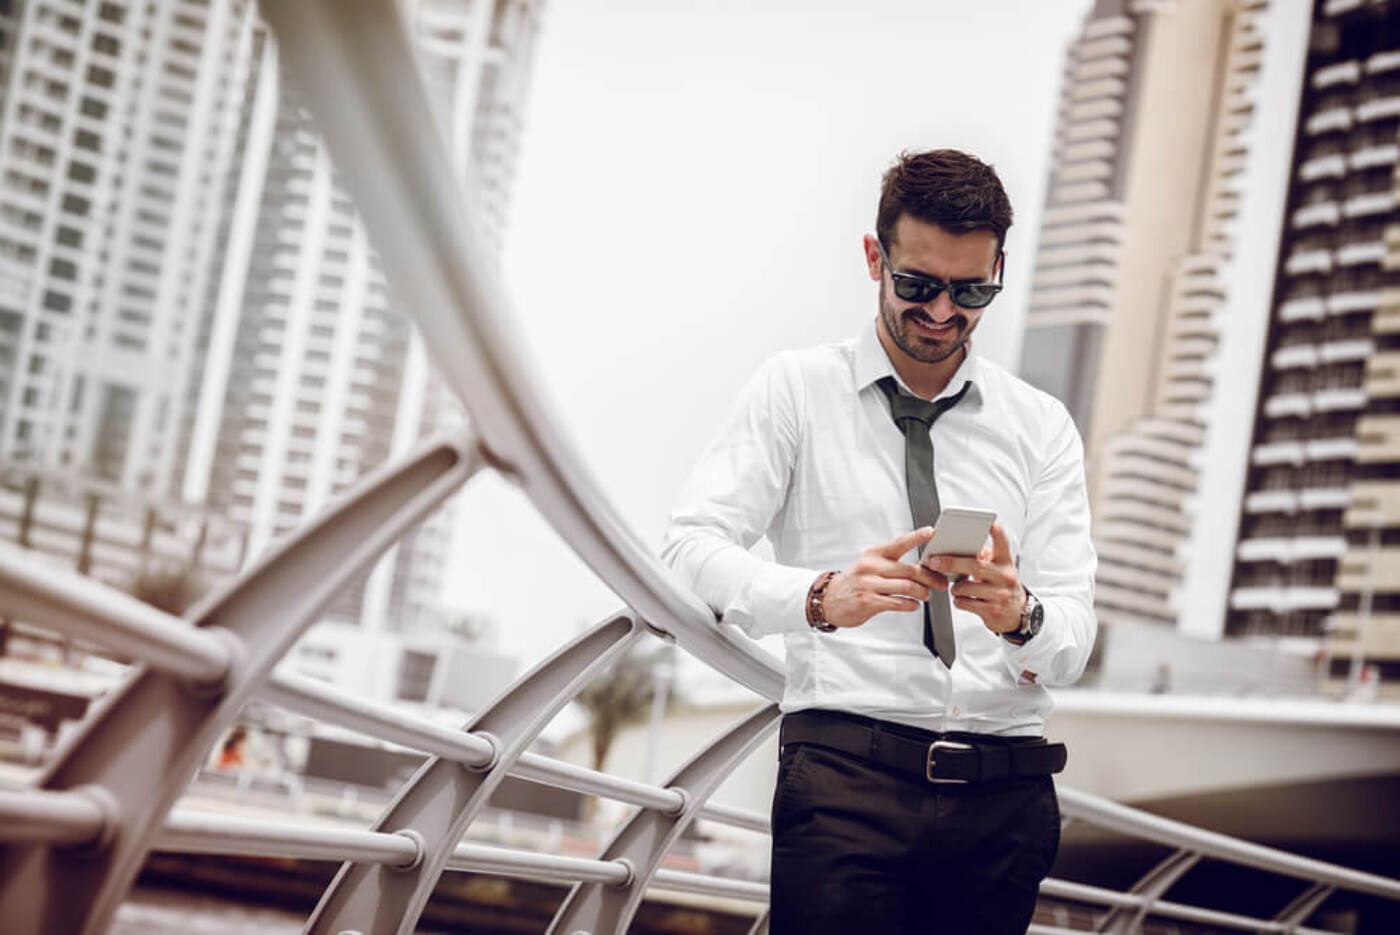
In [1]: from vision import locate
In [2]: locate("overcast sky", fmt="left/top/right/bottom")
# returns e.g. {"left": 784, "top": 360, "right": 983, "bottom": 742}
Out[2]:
{"left": 445, "top": 0, "right": 1093, "bottom": 674}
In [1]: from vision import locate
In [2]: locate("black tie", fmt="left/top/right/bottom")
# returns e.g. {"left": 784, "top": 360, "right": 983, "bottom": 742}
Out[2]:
{"left": 877, "top": 376, "right": 970, "bottom": 667}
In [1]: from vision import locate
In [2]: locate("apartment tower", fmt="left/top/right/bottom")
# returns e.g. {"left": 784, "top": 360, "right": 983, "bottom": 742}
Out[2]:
{"left": 1226, "top": 0, "right": 1400, "bottom": 688}
{"left": 0, "top": 0, "right": 543, "bottom": 636}
{"left": 1020, "top": 0, "right": 1312, "bottom": 640}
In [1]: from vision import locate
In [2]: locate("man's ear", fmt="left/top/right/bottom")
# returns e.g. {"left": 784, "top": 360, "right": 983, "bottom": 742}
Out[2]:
{"left": 863, "top": 234, "right": 883, "bottom": 282}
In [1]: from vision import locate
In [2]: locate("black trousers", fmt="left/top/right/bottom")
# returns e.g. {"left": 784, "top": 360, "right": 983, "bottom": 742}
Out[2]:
{"left": 769, "top": 718, "right": 1062, "bottom": 935}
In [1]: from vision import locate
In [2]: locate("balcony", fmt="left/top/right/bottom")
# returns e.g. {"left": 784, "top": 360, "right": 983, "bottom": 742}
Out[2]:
{"left": 1066, "top": 99, "right": 1124, "bottom": 124}
{"left": 1335, "top": 240, "right": 1385, "bottom": 266}
{"left": 1069, "top": 76, "right": 1128, "bottom": 103}
{"left": 1094, "top": 556, "right": 1178, "bottom": 595}
{"left": 1236, "top": 535, "right": 1347, "bottom": 563}
{"left": 1263, "top": 392, "right": 1312, "bottom": 418}
{"left": 1071, "top": 55, "right": 1131, "bottom": 83}
{"left": 1306, "top": 436, "right": 1359, "bottom": 461}
{"left": 1102, "top": 431, "right": 1194, "bottom": 469}
{"left": 1229, "top": 586, "right": 1340, "bottom": 612}
{"left": 1300, "top": 486, "right": 1352, "bottom": 510}
{"left": 1304, "top": 106, "right": 1351, "bottom": 135}
{"left": 1063, "top": 118, "right": 1121, "bottom": 144}
{"left": 1313, "top": 59, "right": 1360, "bottom": 88}
{"left": 1313, "top": 386, "right": 1368, "bottom": 411}
{"left": 1343, "top": 191, "right": 1397, "bottom": 218}
{"left": 1319, "top": 337, "right": 1374, "bottom": 362}
{"left": 1299, "top": 153, "right": 1346, "bottom": 180}
{"left": 1245, "top": 489, "right": 1299, "bottom": 514}
{"left": 1326, "top": 290, "right": 1379, "bottom": 315}
{"left": 1082, "top": 14, "right": 1133, "bottom": 40}
{"left": 1051, "top": 179, "right": 1112, "bottom": 204}
{"left": 1251, "top": 440, "right": 1305, "bottom": 465}
{"left": 1026, "top": 282, "right": 1115, "bottom": 313}
{"left": 1356, "top": 94, "right": 1400, "bottom": 123}
{"left": 1366, "top": 48, "right": 1400, "bottom": 75}
{"left": 1349, "top": 142, "right": 1399, "bottom": 168}
{"left": 1283, "top": 248, "right": 1332, "bottom": 275}
{"left": 1271, "top": 343, "right": 1319, "bottom": 369}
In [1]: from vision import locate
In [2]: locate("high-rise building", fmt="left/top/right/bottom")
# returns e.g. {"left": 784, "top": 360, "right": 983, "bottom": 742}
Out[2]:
{"left": 1226, "top": 0, "right": 1400, "bottom": 688}
{"left": 180, "top": 0, "right": 544, "bottom": 632}
{"left": 0, "top": 0, "right": 262, "bottom": 494}
{"left": 0, "top": 0, "right": 544, "bottom": 637}
{"left": 1019, "top": 0, "right": 1313, "bottom": 642}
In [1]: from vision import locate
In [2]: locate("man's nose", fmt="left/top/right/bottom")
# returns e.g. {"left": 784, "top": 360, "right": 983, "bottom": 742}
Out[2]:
{"left": 925, "top": 290, "right": 958, "bottom": 322}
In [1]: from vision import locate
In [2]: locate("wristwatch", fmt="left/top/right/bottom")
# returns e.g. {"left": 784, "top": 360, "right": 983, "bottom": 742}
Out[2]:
{"left": 1001, "top": 586, "right": 1043, "bottom": 646}
{"left": 806, "top": 571, "right": 839, "bottom": 633}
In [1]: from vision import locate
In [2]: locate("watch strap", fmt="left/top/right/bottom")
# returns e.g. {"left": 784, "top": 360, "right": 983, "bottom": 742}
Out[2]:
{"left": 806, "top": 571, "right": 839, "bottom": 632}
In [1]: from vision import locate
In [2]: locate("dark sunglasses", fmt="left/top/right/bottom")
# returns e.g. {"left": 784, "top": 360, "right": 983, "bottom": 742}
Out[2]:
{"left": 875, "top": 239, "right": 1004, "bottom": 309}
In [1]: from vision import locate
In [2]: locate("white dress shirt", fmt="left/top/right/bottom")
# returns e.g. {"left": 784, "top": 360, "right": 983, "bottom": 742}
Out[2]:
{"left": 660, "top": 321, "right": 1097, "bottom": 737}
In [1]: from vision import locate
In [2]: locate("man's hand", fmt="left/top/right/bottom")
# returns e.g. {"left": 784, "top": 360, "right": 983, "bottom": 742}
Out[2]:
{"left": 821, "top": 527, "right": 943, "bottom": 629}
{"left": 924, "top": 523, "right": 1025, "bottom": 634}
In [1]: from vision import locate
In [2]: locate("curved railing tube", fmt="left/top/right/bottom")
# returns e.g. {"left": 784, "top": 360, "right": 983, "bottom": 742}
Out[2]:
{"left": 257, "top": 0, "right": 785, "bottom": 702}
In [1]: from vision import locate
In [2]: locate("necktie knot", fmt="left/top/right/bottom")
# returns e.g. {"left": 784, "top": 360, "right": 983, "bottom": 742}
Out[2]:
{"left": 877, "top": 377, "right": 968, "bottom": 433}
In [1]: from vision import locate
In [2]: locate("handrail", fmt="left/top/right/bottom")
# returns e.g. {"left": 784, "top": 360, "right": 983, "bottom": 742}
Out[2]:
{"left": 1058, "top": 787, "right": 1400, "bottom": 900}
{"left": 0, "top": 788, "right": 106, "bottom": 846}
{"left": 262, "top": 661, "right": 767, "bottom": 829}
{"left": 0, "top": 540, "right": 232, "bottom": 687}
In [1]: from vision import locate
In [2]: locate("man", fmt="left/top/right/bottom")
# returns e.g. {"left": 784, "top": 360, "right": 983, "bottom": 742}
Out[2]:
{"left": 660, "top": 149, "right": 1096, "bottom": 934}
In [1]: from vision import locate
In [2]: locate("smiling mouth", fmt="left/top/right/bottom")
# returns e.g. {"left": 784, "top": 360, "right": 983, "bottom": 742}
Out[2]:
{"left": 906, "top": 311, "right": 958, "bottom": 336}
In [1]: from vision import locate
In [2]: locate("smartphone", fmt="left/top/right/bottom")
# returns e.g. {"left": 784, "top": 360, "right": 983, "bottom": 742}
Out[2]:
{"left": 925, "top": 508, "right": 996, "bottom": 580}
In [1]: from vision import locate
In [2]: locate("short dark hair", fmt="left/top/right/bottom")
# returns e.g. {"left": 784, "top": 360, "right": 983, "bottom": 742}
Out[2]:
{"left": 876, "top": 149, "right": 1013, "bottom": 252}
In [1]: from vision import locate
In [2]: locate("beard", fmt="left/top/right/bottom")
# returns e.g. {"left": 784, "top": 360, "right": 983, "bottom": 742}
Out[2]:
{"left": 878, "top": 279, "right": 975, "bottom": 365}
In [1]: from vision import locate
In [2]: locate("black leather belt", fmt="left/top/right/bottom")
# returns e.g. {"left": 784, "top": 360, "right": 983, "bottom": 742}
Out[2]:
{"left": 780, "top": 709, "right": 1067, "bottom": 784}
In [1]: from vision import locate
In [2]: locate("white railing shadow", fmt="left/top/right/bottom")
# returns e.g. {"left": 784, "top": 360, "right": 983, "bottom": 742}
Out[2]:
{"left": 0, "top": 0, "right": 1398, "bottom": 933}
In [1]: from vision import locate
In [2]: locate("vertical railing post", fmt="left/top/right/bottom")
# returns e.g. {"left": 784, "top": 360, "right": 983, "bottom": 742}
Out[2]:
{"left": 304, "top": 614, "right": 644, "bottom": 935}
{"left": 547, "top": 703, "right": 781, "bottom": 935}
{"left": 1097, "top": 848, "right": 1201, "bottom": 933}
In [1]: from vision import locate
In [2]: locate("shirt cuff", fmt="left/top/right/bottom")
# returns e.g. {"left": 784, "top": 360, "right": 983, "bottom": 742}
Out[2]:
{"left": 999, "top": 598, "right": 1069, "bottom": 685}
{"left": 693, "top": 546, "right": 819, "bottom": 638}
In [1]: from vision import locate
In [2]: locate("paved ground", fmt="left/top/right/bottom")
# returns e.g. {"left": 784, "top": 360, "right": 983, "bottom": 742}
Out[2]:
{"left": 112, "top": 888, "right": 459, "bottom": 934}
{"left": 113, "top": 890, "right": 303, "bottom": 934}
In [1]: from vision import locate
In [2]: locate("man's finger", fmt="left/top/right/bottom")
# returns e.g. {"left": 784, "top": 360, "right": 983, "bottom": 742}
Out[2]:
{"left": 873, "top": 577, "right": 931, "bottom": 601}
{"left": 868, "top": 556, "right": 942, "bottom": 588}
{"left": 989, "top": 523, "right": 1014, "bottom": 564}
{"left": 925, "top": 554, "right": 982, "bottom": 577}
{"left": 874, "top": 526, "right": 935, "bottom": 559}
{"left": 950, "top": 579, "right": 1001, "bottom": 602}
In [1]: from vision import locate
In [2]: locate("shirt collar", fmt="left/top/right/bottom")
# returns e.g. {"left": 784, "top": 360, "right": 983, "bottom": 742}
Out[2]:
{"left": 854, "top": 318, "right": 984, "bottom": 407}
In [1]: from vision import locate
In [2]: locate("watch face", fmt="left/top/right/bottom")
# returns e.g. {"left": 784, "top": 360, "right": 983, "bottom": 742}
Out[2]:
{"left": 1030, "top": 601, "right": 1044, "bottom": 634}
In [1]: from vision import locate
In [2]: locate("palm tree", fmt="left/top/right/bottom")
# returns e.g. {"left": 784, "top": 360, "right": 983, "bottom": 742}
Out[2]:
{"left": 574, "top": 645, "right": 675, "bottom": 772}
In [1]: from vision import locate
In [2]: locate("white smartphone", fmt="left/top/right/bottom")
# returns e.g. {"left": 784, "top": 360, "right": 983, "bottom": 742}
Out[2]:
{"left": 925, "top": 508, "right": 996, "bottom": 579}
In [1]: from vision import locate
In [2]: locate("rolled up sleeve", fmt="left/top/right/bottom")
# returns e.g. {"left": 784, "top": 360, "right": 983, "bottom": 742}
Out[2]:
{"left": 1002, "top": 404, "right": 1098, "bottom": 686}
{"left": 660, "top": 356, "right": 817, "bottom": 637}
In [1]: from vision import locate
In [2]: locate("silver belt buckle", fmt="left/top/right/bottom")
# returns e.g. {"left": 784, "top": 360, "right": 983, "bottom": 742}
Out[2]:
{"left": 926, "top": 740, "right": 974, "bottom": 783}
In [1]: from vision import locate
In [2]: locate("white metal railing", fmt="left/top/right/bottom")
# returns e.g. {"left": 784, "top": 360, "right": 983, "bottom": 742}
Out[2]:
{"left": 0, "top": 1, "right": 1398, "bottom": 933}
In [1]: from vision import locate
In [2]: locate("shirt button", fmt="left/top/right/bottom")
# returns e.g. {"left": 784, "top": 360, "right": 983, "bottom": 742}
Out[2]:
{"left": 952, "top": 707, "right": 961, "bottom": 716}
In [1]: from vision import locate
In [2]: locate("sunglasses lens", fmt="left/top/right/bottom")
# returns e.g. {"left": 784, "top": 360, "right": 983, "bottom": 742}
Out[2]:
{"left": 950, "top": 284, "right": 1000, "bottom": 308}
{"left": 893, "top": 276, "right": 939, "bottom": 304}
